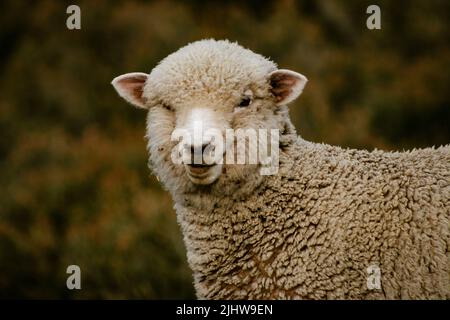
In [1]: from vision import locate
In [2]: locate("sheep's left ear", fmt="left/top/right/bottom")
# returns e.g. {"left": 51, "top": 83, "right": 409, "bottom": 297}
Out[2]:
{"left": 269, "top": 69, "right": 308, "bottom": 106}
{"left": 111, "top": 72, "right": 148, "bottom": 109}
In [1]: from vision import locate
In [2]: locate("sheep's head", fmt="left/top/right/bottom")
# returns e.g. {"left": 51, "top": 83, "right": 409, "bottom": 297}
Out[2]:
{"left": 112, "top": 39, "right": 307, "bottom": 193}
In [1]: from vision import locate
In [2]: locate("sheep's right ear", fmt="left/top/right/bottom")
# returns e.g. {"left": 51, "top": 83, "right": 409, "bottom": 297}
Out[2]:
{"left": 269, "top": 69, "right": 307, "bottom": 106}
{"left": 111, "top": 72, "right": 148, "bottom": 109}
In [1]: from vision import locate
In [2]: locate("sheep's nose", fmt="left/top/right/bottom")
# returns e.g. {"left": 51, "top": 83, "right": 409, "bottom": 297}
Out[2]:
{"left": 190, "top": 143, "right": 211, "bottom": 155}
{"left": 185, "top": 143, "right": 214, "bottom": 164}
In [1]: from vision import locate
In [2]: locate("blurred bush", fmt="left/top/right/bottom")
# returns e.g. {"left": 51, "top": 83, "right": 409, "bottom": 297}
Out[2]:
{"left": 0, "top": 0, "right": 448, "bottom": 298}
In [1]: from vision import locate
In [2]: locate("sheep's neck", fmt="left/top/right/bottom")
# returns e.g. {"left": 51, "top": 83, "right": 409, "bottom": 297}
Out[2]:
{"left": 174, "top": 143, "right": 302, "bottom": 298}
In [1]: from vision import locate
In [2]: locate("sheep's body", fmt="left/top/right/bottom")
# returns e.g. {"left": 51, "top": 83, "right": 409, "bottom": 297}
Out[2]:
{"left": 176, "top": 131, "right": 450, "bottom": 299}
{"left": 112, "top": 39, "right": 450, "bottom": 299}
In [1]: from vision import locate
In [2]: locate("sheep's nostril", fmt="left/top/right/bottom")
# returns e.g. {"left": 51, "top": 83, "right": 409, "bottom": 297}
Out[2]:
{"left": 189, "top": 143, "right": 211, "bottom": 154}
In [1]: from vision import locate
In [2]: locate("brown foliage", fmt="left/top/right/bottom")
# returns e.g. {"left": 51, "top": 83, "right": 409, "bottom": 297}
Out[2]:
{"left": 0, "top": 0, "right": 448, "bottom": 298}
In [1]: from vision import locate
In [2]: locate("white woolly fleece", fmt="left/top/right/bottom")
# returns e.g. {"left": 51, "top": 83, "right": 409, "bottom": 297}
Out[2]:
{"left": 143, "top": 39, "right": 277, "bottom": 108}
{"left": 113, "top": 39, "right": 450, "bottom": 300}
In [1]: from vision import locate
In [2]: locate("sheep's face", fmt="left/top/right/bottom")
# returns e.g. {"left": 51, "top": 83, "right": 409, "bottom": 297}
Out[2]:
{"left": 112, "top": 40, "right": 307, "bottom": 189}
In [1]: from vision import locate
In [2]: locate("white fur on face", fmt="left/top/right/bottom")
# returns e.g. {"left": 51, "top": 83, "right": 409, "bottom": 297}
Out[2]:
{"left": 174, "top": 107, "right": 228, "bottom": 184}
{"left": 180, "top": 108, "right": 220, "bottom": 143}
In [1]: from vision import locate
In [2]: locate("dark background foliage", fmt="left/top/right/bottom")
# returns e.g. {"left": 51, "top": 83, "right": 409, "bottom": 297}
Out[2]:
{"left": 0, "top": 0, "right": 448, "bottom": 298}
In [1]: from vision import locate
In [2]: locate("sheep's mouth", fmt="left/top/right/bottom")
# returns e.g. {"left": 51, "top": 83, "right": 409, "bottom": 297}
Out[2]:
{"left": 188, "top": 163, "right": 215, "bottom": 168}
{"left": 185, "top": 163, "right": 222, "bottom": 185}
{"left": 186, "top": 163, "right": 216, "bottom": 176}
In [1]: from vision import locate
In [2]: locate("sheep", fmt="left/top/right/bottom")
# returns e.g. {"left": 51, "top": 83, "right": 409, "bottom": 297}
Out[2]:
{"left": 112, "top": 39, "right": 450, "bottom": 299}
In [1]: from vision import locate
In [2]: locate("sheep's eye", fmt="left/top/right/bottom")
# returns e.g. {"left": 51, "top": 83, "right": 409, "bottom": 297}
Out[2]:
{"left": 239, "top": 97, "right": 252, "bottom": 107}
{"left": 163, "top": 104, "right": 173, "bottom": 111}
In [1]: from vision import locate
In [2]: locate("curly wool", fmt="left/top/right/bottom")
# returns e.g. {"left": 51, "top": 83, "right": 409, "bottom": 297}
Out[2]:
{"left": 176, "top": 131, "right": 450, "bottom": 299}
{"left": 143, "top": 39, "right": 277, "bottom": 109}
{"left": 114, "top": 39, "right": 450, "bottom": 299}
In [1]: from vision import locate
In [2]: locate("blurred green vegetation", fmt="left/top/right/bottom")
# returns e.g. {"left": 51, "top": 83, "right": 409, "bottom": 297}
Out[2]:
{"left": 0, "top": 0, "right": 448, "bottom": 299}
